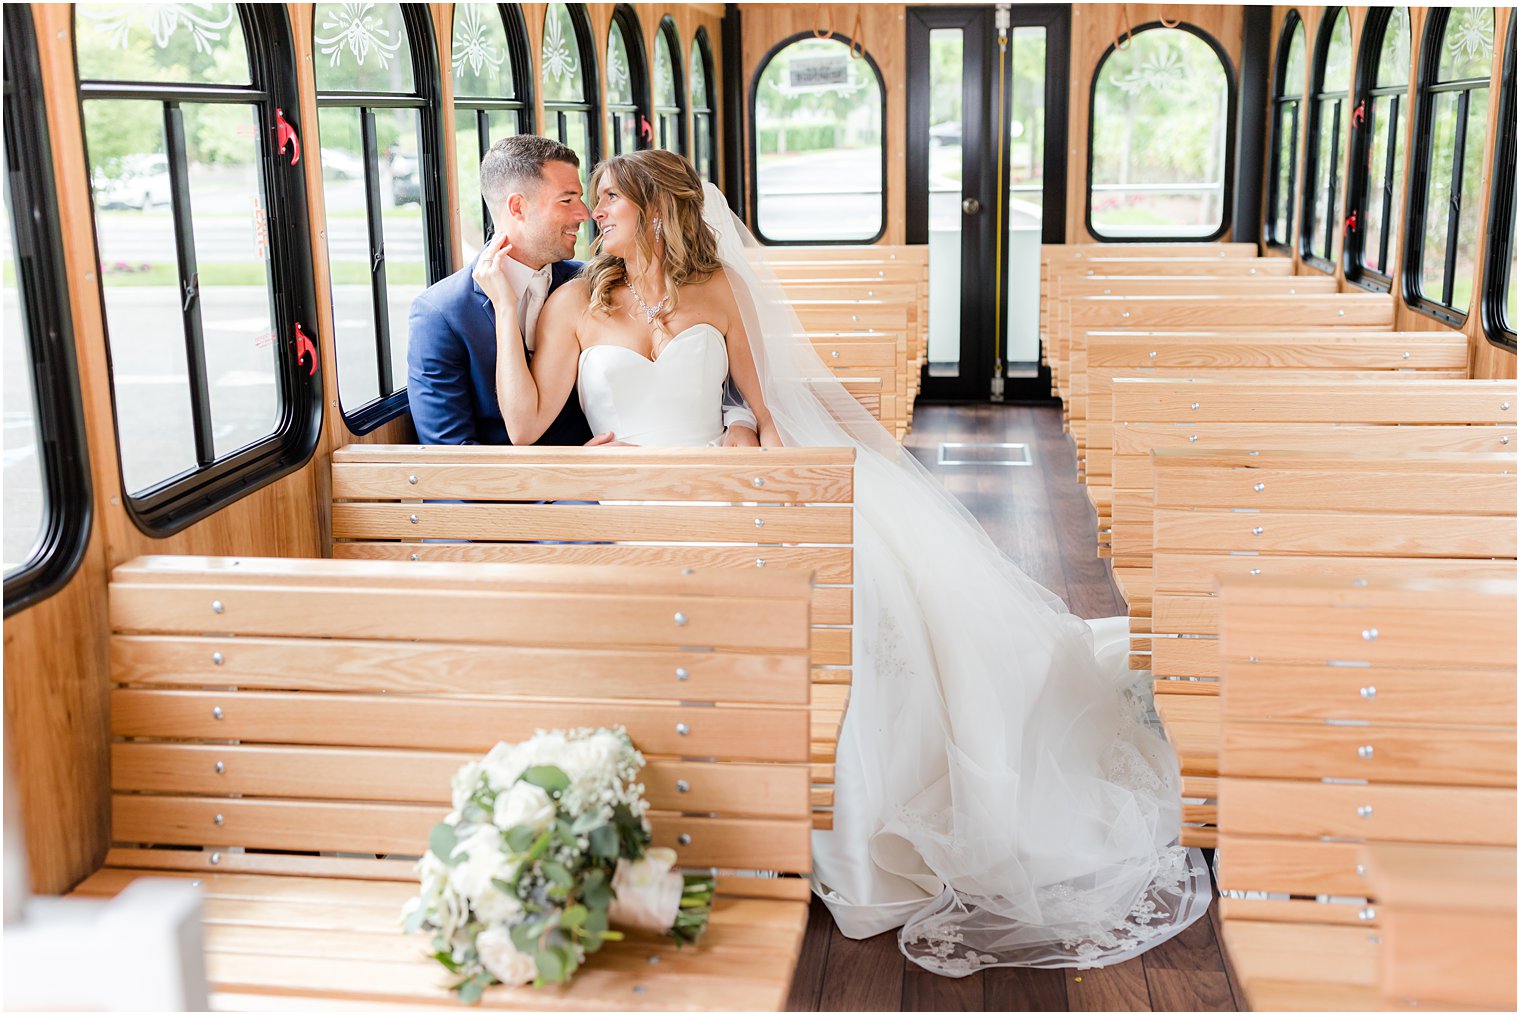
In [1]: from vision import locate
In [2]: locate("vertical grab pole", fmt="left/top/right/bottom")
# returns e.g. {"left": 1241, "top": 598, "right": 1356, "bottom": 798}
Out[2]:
{"left": 991, "top": 5, "right": 1010, "bottom": 401}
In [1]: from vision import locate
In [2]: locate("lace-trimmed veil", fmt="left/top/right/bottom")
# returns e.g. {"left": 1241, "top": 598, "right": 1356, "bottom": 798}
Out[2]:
{"left": 698, "top": 183, "right": 1210, "bottom": 974}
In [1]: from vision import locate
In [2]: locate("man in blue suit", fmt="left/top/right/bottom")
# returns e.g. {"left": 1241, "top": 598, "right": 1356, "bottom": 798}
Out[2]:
{"left": 407, "top": 135, "right": 756, "bottom": 446}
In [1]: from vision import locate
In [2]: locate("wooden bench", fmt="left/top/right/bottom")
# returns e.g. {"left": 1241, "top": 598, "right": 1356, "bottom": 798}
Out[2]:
{"left": 791, "top": 300, "right": 914, "bottom": 440}
{"left": 1362, "top": 843, "right": 1516, "bottom": 1009}
{"left": 328, "top": 444, "right": 856, "bottom": 819}
{"left": 1214, "top": 574, "right": 1516, "bottom": 1011}
{"left": 1108, "top": 377, "right": 1519, "bottom": 610}
{"left": 78, "top": 554, "right": 825, "bottom": 1010}
{"left": 807, "top": 331, "right": 910, "bottom": 440}
{"left": 1080, "top": 330, "right": 1467, "bottom": 515}
{"left": 1057, "top": 292, "right": 1395, "bottom": 439}
{"left": 788, "top": 279, "right": 924, "bottom": 429}
{"left": 1148, "top": 449, "right": 1517, "bottom": 690}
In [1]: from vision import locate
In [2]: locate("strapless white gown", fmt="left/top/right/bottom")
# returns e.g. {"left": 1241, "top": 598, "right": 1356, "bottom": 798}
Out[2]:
{"left": 575, "top": 322, "right": 1209, "bottom": 974}
{"left": 578, "top": 324, "right": 730, "bottom": 446}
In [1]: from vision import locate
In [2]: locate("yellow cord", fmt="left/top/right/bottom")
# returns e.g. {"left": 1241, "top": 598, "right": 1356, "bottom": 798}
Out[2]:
{"left": 992, "top": 25, "right": 1009, "bottom": 378}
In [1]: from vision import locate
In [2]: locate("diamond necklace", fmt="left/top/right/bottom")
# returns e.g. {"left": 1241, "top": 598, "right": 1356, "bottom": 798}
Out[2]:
{"left": 624, "top": 277, "right": 670, "bottom": 324}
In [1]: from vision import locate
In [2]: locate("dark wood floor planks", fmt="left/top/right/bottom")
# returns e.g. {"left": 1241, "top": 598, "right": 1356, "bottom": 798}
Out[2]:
{"left": 789, "top": 403, "right": 1232, "bottom": 1012}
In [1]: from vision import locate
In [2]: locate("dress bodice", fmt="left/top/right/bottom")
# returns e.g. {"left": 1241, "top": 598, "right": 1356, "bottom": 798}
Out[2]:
{"left": 576, "top": 324, "right": 729, "bottom": 447}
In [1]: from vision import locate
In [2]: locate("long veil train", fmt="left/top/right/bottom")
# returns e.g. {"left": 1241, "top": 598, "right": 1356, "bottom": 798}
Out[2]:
{"left": 698, "top": 183, "right": 1211, "bottom": 974}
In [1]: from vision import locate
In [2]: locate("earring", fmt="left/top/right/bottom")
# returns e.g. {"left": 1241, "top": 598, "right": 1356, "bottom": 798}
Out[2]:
{"left": 653, "top": 219, "right": 664, "bottom": 241}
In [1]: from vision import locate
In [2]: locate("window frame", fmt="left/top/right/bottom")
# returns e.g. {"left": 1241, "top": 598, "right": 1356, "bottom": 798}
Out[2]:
{"left": 541, "top": 3, "right": 600, "bottom": 177}
{"left": 653, "top": 15, "right": 686, "bottom": 154}
{"left": 1084, "top": 21, "right": 1238, "bottom": 243}
{"left": 1266, "top": 10, "right": 1306, "bottom": 251}
{"left": 4, "top": 4, "right": 92, "bottom": 615}
{"left": 451, "top": 3, "right": 534, "bottom": 255}
{"left": 747, "top": 31, "right": 889, "bottom": 247}
{"left": 606, "top": 4, "right": 650, "bottom": 157}
{"left": 1403, "top": 6, "right": 1495, "bottom": 326}
{"left": 1344, "top": 6, "right": 1411, "bottom": 291}
{"left": 690, "top": 27, "right": 717, "bottom": 183}
{"left": 314, "top": 3, "right": 450, "bottom": 435}
{"left": 75, "top": 2, "right": 323, "bottom": 535}
{"left": 1300, "top": 6, "right": 1350, "bottom": 272}
{"left": 1482, "top": 16, "right": 1517, "bottom": 351}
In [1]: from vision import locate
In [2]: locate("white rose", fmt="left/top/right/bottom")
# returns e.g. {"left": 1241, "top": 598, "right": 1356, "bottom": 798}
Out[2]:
{"left": 449, "top": 826, "right": 512, "bottom": 900}
{"left": 450, "top": 761, "right": 484, "bottom": 811}
{"left": 608, "top": 848, "right": 684, "bottom": 932}
{"left": 494, "top": 782, "right": 556, "bottom": 835}
{"left": 475, "top": 925, "right": 538, "bottom": 986}
{"left": 473, "top": 881, "right": 525, "bottom": 925}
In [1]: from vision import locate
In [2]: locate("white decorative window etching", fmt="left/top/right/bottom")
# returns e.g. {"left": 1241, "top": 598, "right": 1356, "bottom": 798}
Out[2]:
{"left": 315, "top": 2, "right": 403, "bottom": 69}
{"left": 452, "top": 4, "right": 504, "bottom": 79}
{"left": 78, "top": 3, "right": 236, "bottom": 53}
{"left": 1113, "top": 48, "right": 1185, "bottom": 95}
{"left": 655, "top": 31, "right": 676, "bottom": 105}
{"left": 607, "top": 21, "right": 633, "bottom": 103}
{"left": 1448, "top": 7, "right": 1494, "bottom": 64}
{"left": 542, "top": 3, "right": 581, "bottom": 100}
{"left": 690, "top": 40, "right": 709, "bottom": 107}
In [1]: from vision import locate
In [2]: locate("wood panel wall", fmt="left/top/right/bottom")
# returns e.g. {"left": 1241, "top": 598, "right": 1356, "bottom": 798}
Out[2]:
{"left": 1261, "top": 5, "right": 1517, "bottom": 380}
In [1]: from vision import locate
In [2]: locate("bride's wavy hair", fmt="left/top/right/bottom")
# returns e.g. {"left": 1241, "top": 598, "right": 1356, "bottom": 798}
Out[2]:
{"left": 582, "top": 150, "right": 722, "bottom": 324}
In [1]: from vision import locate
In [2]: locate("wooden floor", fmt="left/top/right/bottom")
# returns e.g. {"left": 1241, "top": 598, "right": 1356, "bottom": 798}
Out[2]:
{"left": 786, "top": 403, "right": 1242, "bottom": 1013}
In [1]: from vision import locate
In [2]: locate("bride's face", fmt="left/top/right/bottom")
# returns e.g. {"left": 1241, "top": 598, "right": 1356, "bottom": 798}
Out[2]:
{"left": 591, "top": 178, "right": 648, "bottom": 261}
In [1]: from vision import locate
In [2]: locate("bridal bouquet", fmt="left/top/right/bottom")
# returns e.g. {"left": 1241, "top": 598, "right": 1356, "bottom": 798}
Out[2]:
{"left": 402, "top": 728, "right": 715, "bottom": 1002}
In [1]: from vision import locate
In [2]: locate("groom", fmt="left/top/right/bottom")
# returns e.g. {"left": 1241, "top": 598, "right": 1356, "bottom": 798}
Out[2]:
{"left": 407, "top": 135, "right": 756, "bottom": 446}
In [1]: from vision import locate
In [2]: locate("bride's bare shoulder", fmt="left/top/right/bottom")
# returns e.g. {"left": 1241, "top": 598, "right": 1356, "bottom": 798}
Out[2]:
{"left": 545, "top": 276, "right": 591, "bottom": 308}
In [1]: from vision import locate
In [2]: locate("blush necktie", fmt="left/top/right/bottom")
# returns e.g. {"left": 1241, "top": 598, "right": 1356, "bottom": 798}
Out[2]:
{"left": 519, "top": 267, "right": 551, "bottom": 353}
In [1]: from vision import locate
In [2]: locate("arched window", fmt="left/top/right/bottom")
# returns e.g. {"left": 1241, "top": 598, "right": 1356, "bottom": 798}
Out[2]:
{"left": 75, "top": 2, "right": 320, "bottom": 530}
{"left": 1088, "top": 23, "right": 1234, "bottom": 240}
{"left": 653, "top": 16, "right": 685, "bottom": 153}
{"left": 314, "top": 2, "right": 448, "bottom": 431}
{"left": 751, "top": 34, "right": 885, "bottom": 244}
{"left": 5, "top": 5, "right": 90, "bottom": 613}
{"left": 1483, "top": 18, "right": 1517, "bottom": 350}
{"left": 690, "top": 29, "right": 717, "bottom": 182}
{"left": 1347, "top": 7, "right": 1411, "bottom": 286}
{"left": 541, "top": 2, "right": 597, "bottom": 194}
{"left": 1266, "top": 13, "right": 1307, "bottom": 248}
{"left": 1301, "top": 8, "right": 1352, "bottom": 269}
{"left": 606, "top": 5, "right": 649, "bottom": 156}
{"left": 452, "top": 3, "right": 532, "bottom": 259}
{"left": 1407, "top": 6, "right": 1495, "bottom": 321}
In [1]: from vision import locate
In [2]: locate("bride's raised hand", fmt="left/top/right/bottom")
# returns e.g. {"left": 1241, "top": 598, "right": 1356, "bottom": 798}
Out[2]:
{"left": 471, "top": 230, "right": 519, "bottom": 313}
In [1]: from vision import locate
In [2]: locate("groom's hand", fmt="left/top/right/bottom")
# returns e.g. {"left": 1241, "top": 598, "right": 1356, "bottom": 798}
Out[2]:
{"left": 720, "top": 425, "right": 760, "bottom": 448}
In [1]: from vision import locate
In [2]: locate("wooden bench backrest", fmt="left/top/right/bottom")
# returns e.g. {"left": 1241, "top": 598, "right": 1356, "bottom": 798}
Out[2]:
{"left": 1059, "top": 257, "right": 1295, "bottom": 277}
{"left": 1056, "top": 275, "right": 1338, "bottom": 297}
{"left": 1042, "top": 242, "right": 1259, "bottom": 261}
{"left": 107, "top": 555, "right": 821, "bottom": 885}
{"left": 758, "top": 244, "right": 927, "bottom": 265}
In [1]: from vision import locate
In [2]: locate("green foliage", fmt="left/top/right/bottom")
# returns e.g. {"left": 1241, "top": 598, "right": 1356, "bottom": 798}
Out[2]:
{"left": 754, "top": 38, "right": 881, "bottom": 155}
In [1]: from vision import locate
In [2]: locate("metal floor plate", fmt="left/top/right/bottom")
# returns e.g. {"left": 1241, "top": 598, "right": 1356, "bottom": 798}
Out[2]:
{"left": 936, "top": 442, "right": 1033, "bottom": 466}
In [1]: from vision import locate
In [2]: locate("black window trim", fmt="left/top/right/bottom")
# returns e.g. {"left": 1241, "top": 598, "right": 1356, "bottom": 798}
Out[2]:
{"left": 1085, "top": 20, "right": 1238, "bottom": 244}
{"left": 1344, "top": 6, "right": 1410, "bottom": 292}
{"left": 542, "top": 3, "right": 601, "bottom": 172}
{"left": 75, "top": 3, "right": 323, "bottom": 535}
{"left": 747, "top": 31, "right": 889, "bottom": 247}
{"left": 314, "top": 3, "right": 449, "bottom": 435}
{"left": 654, "top": 14, "right": 686, "bottom": 154}
{"left": 452, "top": 3, "right": 535, "bottom": 253}
{"left": 607, "top": 4, "right": 650, "bottom": 156}
{"left": 1266, "top": 10, "right": 1305, "bottom": 251}
{"left": 1403, "top": 6, "right": 1495, "bottom": 327}
{"left": 690, "top": 25, "right": 718, "bottom": 184}
{"left": 1300, "top": 6, "right": 1350, "bottom": 273}
{"left": 4, "top": 4, "right": 92, "bottom": 616}
{"left": 1482, "top": 15, "right": 1517, "bottom": 351}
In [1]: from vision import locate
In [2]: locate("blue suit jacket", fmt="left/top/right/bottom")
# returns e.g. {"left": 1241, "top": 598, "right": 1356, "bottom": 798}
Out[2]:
{"left": 407, "top": 256, "right": 593, "bottom": 446}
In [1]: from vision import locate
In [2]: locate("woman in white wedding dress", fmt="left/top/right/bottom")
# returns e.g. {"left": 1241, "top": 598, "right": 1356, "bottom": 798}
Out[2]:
{"left": 478, "top": 149, "right": 1211, "bottom": 976}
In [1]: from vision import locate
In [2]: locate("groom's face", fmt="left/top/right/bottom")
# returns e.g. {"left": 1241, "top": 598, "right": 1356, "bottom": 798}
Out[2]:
{"left": 500, "top": 160, "right": 589, "bottom": 267}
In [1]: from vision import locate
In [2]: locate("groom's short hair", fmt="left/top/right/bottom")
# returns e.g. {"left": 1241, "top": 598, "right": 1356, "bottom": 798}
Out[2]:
{"left": 481, "top": 135, "right": 580, "bottom": 204}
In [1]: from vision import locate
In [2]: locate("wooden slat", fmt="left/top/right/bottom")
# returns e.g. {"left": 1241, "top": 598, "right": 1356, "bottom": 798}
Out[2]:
{"left": 1218, "top": 660, "right": 1517, "bottom": 725}
{"left": 332, "top": 542, "right": 854, "bottom": 584}
{"left": 332, "top": 462, "right": 855, "bottom": 503}
{"left": 1218, "top": 778, "right": 1517, "bottom": 845}
{"left": 111, "top": 796, "right": 813, "bottom": 872}
{"left": 112, "top": 635, "right": 811, "bottom": 703}
{"left": 331, "top": 503, "right": 852, "bottom": 544}
{"left": 1113, "top": 377, "right": 1518, "bottom": 424}
{"left": 1220, "top": 722, "right": 1516, "bottom": 786}
{"left": 111, "top": 743, "right": 813, "bottom": 817}
{"left": 110, "top": 584, "right": 812, "bottom": 653}
{"left": 111, "top": 689, "right": 811, "bottom": 762}
{"left": 1154, "top": 552, "right": 1516, "bottom": 596}
{"left": 1153, "top": 509, "right": 1515, "bottom": 558}
{"left": 1215, "top": 835, "right": 1370, "bottom": 896}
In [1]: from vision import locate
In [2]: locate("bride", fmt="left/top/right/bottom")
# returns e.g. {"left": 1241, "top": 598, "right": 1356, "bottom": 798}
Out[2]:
{"left": 474, "top": 148, "right": 1211, "bottom": 975}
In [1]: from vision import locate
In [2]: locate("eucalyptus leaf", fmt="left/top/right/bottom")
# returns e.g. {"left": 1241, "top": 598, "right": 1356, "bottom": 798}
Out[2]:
{"left": 457, "top": 974, "right": 487, "bottom": 1004}
{"left": 534, "top": 946, "right": 566, "bottom": 985}
{"left": 559, "top": 903, "right": 588, "bottom": 931}
{"left": 504, "top": 825, "right": 536, "bottom": 853}
{"left": 542, "top": 860, "right": 574, "bottom": 888}
{"left": 521, "top": 765, "right": 570, "bottom": 794}
{"left": 588, "top": 824, "right": 618, "bottom": 859}
{"left": 570, "top": 809, "right": 606, "bottom": 834}
{"left": 428, "top": 822, "right": 459, "bottom": 864}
